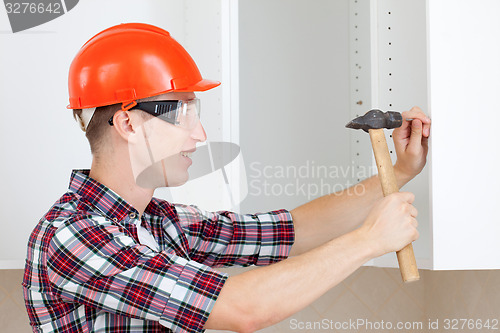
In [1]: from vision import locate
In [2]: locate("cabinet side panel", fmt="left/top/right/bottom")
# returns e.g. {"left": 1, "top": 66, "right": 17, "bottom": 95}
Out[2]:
{"left": 371, "top": 0, "right": 432, "bottom": 269}
{"left": 428, "top": 0, "right": 500, "bottom": 269}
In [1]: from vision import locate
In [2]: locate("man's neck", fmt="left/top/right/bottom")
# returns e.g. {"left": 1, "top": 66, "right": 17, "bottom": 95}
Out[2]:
{"left": 89, "top": 159, "right": 154, "bottom": 217}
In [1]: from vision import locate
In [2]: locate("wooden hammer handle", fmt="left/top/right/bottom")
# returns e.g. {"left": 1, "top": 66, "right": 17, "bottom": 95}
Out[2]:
{"left": 369, "top": 129, "right": 420, "bottom": 283}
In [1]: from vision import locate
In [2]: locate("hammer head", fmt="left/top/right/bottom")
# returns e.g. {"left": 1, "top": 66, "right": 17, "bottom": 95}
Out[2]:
{"left": 345, "top": 109, "right": 403, "bottom": 133}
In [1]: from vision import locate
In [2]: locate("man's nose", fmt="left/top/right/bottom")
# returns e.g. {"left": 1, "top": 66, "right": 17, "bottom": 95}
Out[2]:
{"left": 191, "top": 119, "right": 207, "bottom": 142}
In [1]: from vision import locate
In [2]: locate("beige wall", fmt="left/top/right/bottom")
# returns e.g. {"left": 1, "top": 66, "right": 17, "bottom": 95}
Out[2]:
{"left": 0, "top": 270, "right": 31, "bottom": 332}
{"left": 2, "top": 268, "right": 499, "bottom": 332}
{"left": 257, "top": 268, "right": 500, "bottom": 333}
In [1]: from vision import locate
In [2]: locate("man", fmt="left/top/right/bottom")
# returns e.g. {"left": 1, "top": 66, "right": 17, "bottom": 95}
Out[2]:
{"left": 23, "top": 23, "right": 431, "bottom": 332}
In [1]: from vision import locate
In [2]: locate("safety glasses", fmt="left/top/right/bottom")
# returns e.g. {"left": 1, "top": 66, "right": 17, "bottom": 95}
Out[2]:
{"left": 108, "top": 98, "right": 201, "bottom": 129}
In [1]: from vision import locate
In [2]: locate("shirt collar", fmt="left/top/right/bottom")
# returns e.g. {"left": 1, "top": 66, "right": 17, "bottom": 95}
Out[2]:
{"left": 68, "top": 169, "right": 176, "bottom": 223}
{"left": 69, "top": 169, "right": 139, "bottom": 223}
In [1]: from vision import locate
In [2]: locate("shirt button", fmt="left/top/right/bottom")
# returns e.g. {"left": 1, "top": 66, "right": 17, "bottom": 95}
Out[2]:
{"left": 129, "top": 213, "right": 137, "bottom": 219}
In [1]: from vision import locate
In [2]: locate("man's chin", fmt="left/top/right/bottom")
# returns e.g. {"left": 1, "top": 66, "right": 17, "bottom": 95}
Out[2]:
{"left": 163, "top": 175, "right": 189, "bottom": 188}
{"left": 135, "top": 163, "right": 190, "bottom": 189}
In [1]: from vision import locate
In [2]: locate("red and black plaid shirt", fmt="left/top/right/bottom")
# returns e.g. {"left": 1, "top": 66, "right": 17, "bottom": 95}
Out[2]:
{"left": 23, "top": 170, "right": 294, "bottom": 332}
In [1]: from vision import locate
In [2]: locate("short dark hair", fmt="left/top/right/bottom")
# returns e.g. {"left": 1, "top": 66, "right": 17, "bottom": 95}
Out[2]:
{"left": 73, "top": 102, "right": 156, "bottom": 157}
{"left": 73, "top": 104, "right": 120, "bottom": 156}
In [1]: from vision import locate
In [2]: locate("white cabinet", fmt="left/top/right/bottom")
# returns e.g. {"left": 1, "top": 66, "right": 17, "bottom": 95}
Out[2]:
{"left": 358, "top": 0, "right": 500, "bottom": 270}
{"left": 238, "top": 0, "right": 500, "bottom": 270}
{"left": 426, "top": 0, "right": 500, "bottom": 269}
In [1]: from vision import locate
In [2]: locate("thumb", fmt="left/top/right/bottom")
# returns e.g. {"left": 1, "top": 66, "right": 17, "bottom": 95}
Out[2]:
{"left": 408, "top": 119, "right": 423, "bottom": 152}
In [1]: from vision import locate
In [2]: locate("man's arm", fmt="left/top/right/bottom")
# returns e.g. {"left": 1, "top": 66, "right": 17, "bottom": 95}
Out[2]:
{"left": 205, "top": 191, "right": 419, "bottom": 332}
{"left": 290, "top": 107, "right": 431, "bottom": 256}
{"left": 47, "top": 216, "right": 227, "bottom": 333}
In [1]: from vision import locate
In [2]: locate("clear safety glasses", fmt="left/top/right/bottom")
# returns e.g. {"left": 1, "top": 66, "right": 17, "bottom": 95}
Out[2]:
{"left": 108, "top": 98, "right": 201, "bottom": 129}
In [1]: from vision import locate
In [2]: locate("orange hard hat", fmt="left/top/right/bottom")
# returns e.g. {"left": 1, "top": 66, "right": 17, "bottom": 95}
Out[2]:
{"left": 67, "top": 23, "right": 220, "bottom": 110}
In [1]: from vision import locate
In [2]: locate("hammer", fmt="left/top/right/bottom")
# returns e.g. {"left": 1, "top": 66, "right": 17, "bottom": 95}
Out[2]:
{"left": 346, "top": 109, "right": 420, "bottom": 283}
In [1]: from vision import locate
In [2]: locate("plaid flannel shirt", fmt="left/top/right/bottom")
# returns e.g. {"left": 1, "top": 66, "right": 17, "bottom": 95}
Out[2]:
{"left": 23, "top": 170, "right": 294, "bottom": 332}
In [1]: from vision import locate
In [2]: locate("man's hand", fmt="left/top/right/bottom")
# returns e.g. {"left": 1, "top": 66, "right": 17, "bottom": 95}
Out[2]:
{"left": 288, "top": 106, "right": 430, "bottom": 257}
{"left": 206, "top": 192, "right": 420, "bottom": 332}
{"left": 393, "top": 106, "right": 431, "bottom": 185}
{"left": 357, "top": 192, "right": 419, "bottom": 257}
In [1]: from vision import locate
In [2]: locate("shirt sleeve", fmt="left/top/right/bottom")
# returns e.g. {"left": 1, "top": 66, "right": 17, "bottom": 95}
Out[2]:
{"left": 173, "top": 204, "right": 295, "bottom": 267}
{"left": 46, "top": 215, "right": 227, "bottom": 333}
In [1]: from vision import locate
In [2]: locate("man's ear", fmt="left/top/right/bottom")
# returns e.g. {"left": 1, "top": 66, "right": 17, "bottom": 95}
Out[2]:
{"left": 111, "top": 110, "right": 141, "bottom": 144}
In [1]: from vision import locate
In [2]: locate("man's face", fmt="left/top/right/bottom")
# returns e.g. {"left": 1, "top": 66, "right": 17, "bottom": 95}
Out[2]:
{"left": 129, "top": 91, "right": 207, "bottom": 188}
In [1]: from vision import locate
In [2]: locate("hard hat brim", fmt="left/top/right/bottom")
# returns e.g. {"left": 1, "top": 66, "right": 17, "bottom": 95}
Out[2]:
{"left": 178, "top": 79, "right": 221, "bottom": 92}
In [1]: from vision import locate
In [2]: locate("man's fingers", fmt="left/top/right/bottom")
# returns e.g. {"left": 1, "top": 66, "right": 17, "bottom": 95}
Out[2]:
{"left": 422, "top": 121, "right": 431, "bottom": 137}
{"left": 410, "top": 205, "right": 418, "bottom": 218}
{"left": 394, "top": 108, "right": 431, "bottom": 145}
{"left": 402, "top": 108, "right": 431, "bottom": 137}
{"left": 403, "top": 107, "right": 431, "bottom": 124}
{"left": 409, "top": 106, "right": 423, "bottom": 113}
{"left": 405, "top": 118, "right": 422, "bottom": 151}
{"left": 397, "top": 191, "right": 415, "bottom": 204}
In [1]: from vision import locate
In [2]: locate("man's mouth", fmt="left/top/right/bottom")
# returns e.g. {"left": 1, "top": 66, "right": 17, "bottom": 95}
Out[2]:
{"left": 180, "top": 149, "right": 195, "bottom": 158}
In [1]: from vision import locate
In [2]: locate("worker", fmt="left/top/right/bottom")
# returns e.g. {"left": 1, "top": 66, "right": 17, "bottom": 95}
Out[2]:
{"left": 23, "top": 23, "right": 431, "bottom": 332}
